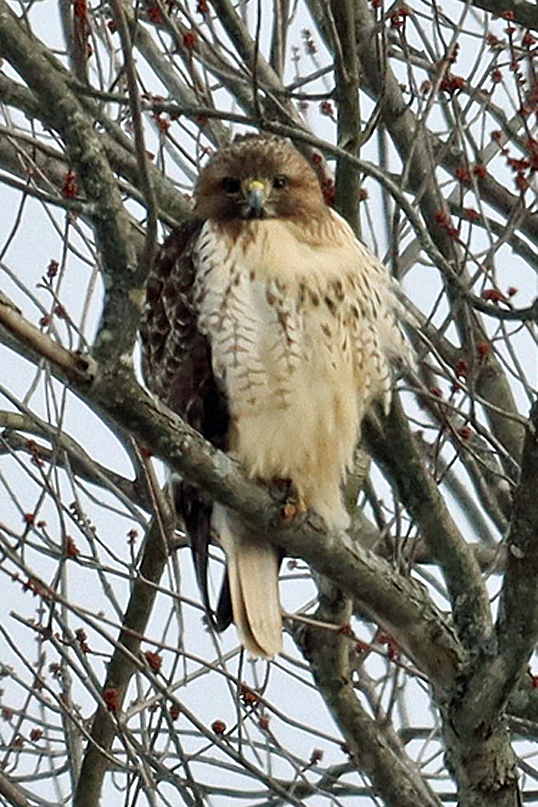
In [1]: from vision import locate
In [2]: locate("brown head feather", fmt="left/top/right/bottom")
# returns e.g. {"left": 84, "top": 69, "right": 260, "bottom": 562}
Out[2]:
{"left": 194, "top": 135, "right": 325, "bottom": 223}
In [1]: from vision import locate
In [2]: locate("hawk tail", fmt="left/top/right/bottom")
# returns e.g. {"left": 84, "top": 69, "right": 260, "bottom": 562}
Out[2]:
{"left": 215, "top": 506, "right": 282, "bottom": 658}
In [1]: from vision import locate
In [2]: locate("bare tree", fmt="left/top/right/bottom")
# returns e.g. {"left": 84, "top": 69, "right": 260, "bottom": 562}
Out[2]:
{"left": 0, "top": 0, "right": 537, "bottom": 805}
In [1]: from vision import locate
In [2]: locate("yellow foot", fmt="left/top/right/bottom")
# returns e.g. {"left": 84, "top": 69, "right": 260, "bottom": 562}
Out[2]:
{"left": 273, "top": 478, "right": 307, "bottom": 521}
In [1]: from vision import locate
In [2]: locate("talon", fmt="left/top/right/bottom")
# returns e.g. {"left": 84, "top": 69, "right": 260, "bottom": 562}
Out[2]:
{"left": 277, "top": 480, "right": 307, "bottom": 521}
{"left": 281, "top": 501, "right": 301, "bottom": 520}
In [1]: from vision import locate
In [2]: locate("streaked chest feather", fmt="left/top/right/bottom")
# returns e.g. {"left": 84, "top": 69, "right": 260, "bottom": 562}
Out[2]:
{"left": 193, "top": 215, "right": 402, "bottom": 527}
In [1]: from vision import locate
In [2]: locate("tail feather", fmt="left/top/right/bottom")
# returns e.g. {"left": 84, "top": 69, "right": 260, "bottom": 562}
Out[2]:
{"left": 214, "top": 506, "right": 281, "bottom": 658}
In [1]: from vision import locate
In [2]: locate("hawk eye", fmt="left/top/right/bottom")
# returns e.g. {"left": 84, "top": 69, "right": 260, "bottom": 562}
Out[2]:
{"left": 221, "top": 177, "right": 241, "bottom": 194}
{"left": 273, "top": 174, "right": 289, "bottom": 189}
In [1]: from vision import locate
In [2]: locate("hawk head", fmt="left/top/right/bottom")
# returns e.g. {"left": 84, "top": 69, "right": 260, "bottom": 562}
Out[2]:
{"left": 194, "top": 134, "right": 326, "bottom": 223}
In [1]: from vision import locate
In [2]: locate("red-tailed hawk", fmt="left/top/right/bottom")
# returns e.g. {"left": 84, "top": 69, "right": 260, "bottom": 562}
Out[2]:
{"left": 141, "top": 134, "right": 411, "bottom": 657}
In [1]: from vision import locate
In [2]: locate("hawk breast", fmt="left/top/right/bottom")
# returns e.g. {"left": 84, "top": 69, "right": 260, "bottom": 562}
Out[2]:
{"left": 192, "top": 213, "right": 400, "bottom": 529}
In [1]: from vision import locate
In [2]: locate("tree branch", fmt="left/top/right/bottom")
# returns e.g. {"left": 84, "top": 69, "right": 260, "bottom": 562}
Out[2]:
{"left": 73, "top": 515, "right": 170, "bottom": 807}
{"left": 458, "top": 404, "right": 538, "bottom": 727}
{"left": 0, "top": 771, "right": 30, "bottom": 807}
{"left": 349, "top": 0, "right": 526, "bottom": 471}
{"left": 295, "top": 580, "right": 443, "bottom": 807}
{"left": 363, "top": 398, "right": 492, "bottom": 650}
{"left": 0, "top": 290, "right": 462, "bottom": 688}
{"left": 0, "top": 0, "right": 140, "bottom": 362}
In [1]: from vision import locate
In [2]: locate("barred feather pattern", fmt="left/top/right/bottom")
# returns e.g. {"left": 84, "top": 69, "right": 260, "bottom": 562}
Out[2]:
{"left": 194, "top": 210, "right": 411, "bottom": 531}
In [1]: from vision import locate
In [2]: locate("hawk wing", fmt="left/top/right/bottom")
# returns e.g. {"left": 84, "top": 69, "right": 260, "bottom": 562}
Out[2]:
{"left": 141, "top": 220, "right": 232, "bottom": 630}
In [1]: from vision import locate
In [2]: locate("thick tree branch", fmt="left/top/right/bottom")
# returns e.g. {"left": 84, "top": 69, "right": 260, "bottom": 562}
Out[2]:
{"left": 433, "top": 406, "right": 538, "bottom": 806}
{"left": 327, "top": 0, "right": 362, "bottom": 234}
{"left": 0, "top": 771, "right": 30, "bottom": 807}
{"left": 0, "top": 0, "right": 140, "bottom": 362}
{"left": 348, "top": 0, "right": 526, "bottom": 471}
{"left": 73, "top": 515, "right": 170, "bottom": 807}
{"left": 0, "top": 291, "right": 462, "bottom": 687}
{"left": 467, "top": 0, "right": 538, "bottom": 32}
{"left": 457, "top": 404, "right": 538, "bottom": 728}
{"left": 295, "top": 580, "right": 442, "bottom": 807}
{"left": 363, "top": 398, "right": 492, "bottom": 650}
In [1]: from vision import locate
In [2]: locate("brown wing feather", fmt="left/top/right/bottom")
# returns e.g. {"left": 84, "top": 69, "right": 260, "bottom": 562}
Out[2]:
{"left": 141, "top": 220, "right": 231, "bottom": 629}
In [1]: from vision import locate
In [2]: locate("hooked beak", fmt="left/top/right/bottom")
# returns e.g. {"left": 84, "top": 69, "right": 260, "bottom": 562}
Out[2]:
{"left": 245, "top": 179, "right": 269, "bottom": 218}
